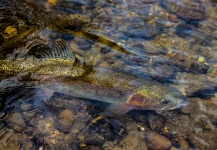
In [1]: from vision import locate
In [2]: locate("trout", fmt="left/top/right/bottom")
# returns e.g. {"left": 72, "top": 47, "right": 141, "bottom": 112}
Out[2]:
{"left": 0, "top": 39, "right": 186, "bottom": 115}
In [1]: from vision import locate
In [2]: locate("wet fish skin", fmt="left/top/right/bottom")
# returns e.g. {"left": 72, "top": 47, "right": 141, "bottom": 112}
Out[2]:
{"left": 0, "top": 39, "right": 85, "bottom": 77}
{"left": 0, "top": 57, "right": 79, "bottom": 76}
{"left": 38, "top": 66, "right": 186, "bottom": 111}
{"left": 0, "top": 39, "right": 186, "bottom": 112}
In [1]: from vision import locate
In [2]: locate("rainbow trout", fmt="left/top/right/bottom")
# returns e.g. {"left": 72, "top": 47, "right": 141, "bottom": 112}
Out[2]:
{"left": 0, "top": 39, "right": 186, "bottom": 114}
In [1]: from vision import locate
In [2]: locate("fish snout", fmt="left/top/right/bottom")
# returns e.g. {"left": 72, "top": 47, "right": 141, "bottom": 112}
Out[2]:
{"left": 162, "top": 92, "right": 187, "bottom": 110}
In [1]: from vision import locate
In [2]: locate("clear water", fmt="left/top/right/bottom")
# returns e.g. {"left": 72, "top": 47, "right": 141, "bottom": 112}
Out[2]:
{"left": 0, "top": 0, "right": 217, "bottom": 149}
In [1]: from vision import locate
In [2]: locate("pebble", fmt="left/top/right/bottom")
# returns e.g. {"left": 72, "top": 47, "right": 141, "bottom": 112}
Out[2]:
{"left": 76, "top": 38, "right": 94, "bottom": 51}
{"left": 162, "top": 114, "right": 191, "bottom": 139}
{"left": 123, "top": 17, "right": 159, "bottom": 39}
{"left": 160, "top": 0, "right": 206, "bottom": 20}
{"left": 141, "top": 0, "right": 157, "bottom": 3}
{"left": 147, "top": 112, "right": 164, "bottom": 132}
{"left": 0, "top": 133, "right": 24, "bottom": 150}
{"left": 123, "top": 131, "right": 148, "bottom": 150}
{"left": 9, "top": 112, "right": 26, "bottom": 132}
{"left": 169, "top": 14, "right": 179, "bottom": 22}
{"left": 145, "top": 130, "right": 172, "bottom": 150}
{"left": 4, "top": 26, "right": 17, "bottom": 38}
{"left": 58, "top": 109, "right": 75, "bottom": 132}
{"left": 178, "top": 138, "right": 189, "bottom": 150}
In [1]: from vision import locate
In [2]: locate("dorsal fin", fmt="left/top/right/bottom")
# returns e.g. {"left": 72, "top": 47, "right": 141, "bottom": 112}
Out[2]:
{"left": 28, "top": 39, "right": 76, "bottom": 61}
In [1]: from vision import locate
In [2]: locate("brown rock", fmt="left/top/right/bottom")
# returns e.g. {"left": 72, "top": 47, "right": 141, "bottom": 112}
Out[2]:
{"left": 180, "top": 98, "right": 217, "bottom": 149}
{"left": 147, "top": 112, "right": 164, "bottom": 132}
{"left": 163, "top": 114, "right": 191, "bottom": 138}
{"left": 119, "top": 131, "right": 148, "bottom": 150}
{"left": 0, "top": 133, "right": 27, "bottom": 150}
{"left": 160, "top": 0, "right": 205, "bottom": 20}
{"left": 9, "top": 112, "right": 26, "bottom": 132}
{"left": 145, "top": 130, "right": 172, "bottom": 150}
{"left": 169, "top": 14, "right": 179, "bottom": 22}
{"left": 141, "top": 0, "right": 157, "bottom": 3}
{"left": 34, "top": 116, "right": 55, "bottom": 136}
{"left": 58, "top": 109, "right": 75, "bottom": 132}
{"left": 21, "top": 140, "right": 34, "bottom": 150}
{"left": 178, "top": 138, "right": 189, "bottom": 150}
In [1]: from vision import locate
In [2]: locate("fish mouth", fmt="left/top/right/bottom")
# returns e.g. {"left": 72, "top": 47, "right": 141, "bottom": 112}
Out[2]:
{"left": 164, "top": 101, "right": 188, "bottom": 110}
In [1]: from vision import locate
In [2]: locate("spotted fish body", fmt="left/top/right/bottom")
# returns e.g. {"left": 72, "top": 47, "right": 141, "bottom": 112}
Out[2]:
{"left": 1, "top": 39, "right": 186, "bottom": 113}
{"left": 0, "top": 57, "right": 38, "bottom": 75}
{"left": 39, "top": 66, "right": 186, "bottom": 111}
{"left": 0, "top": 39, "right": 87, "bottom": 78}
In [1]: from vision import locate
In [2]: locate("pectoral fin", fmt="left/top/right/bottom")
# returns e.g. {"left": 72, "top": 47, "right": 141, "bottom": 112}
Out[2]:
{"left": 103, "top": 103, "right": 135, "bottom": 116}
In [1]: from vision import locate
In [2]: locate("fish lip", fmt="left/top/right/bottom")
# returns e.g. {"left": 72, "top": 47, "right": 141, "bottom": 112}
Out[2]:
{"left": 164, "top": 101, "right": 188, "bottom": 110}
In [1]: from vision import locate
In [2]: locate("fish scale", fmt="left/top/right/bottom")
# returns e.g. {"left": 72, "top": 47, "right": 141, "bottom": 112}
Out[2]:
{"left": 0, "top": 39, "right": 186, "bottom": 113}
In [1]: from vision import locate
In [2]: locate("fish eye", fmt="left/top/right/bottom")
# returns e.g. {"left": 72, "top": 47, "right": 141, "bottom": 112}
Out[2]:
{"left": 161, "top": 99, "right": 171, "bottom": 105}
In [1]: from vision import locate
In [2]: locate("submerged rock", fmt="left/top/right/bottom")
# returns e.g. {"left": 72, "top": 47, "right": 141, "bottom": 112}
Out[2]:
{"left": 123, "top": 17, "right": 159, "bottom": 39}
{"left": 180, "top": 98, "right": 217, "bottom": 149}
{"left": 145, "top": 130, "right": 172, "bottom": 150}
{"left": 119, "top": 131, "right": 148, "bottom": 150}
{"left": 160, "top": 0, "right": 206, "bottom": 20}
{"left": 8, "top": 112, "right": 26, "bottom": 132}
{"left": 57, "top": 109, "right": 75, "bottom": 133}
{"left": 147, "top": 112, "right": 164, "bottom": 132}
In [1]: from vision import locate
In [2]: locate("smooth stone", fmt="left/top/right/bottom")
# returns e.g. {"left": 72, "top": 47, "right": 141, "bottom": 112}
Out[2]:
{"left": 160, "top": 0, "right": 205, "bottom": 20}
{"left": 145, "top": 130, "right": 172, "bottom": 150}
{"left": 9, "top": 112, "right": 26, "bottom": 132}
{"left": 119, "top": 131, "right": 148, "bottom": 150}
{"left": 58, "top": 109, "right": 75, "bottom": 133}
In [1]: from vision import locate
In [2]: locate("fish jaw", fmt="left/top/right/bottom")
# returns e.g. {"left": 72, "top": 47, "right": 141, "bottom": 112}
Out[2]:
{"left": 163, "top": 95, "right": 187, "bottom": 110}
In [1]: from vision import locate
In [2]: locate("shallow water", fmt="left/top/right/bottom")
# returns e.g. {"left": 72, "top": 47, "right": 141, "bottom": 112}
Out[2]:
{"left": 0, "top": 0, "right": 217, "bottom": 149}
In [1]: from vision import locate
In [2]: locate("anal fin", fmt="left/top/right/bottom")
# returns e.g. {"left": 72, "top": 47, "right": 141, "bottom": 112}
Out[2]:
{"left": 103, "top": 103, "right": 135, "bottom": 116}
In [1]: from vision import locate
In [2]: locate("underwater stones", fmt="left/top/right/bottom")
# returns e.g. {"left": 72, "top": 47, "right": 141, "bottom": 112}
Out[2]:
{"left": 20, "top": 139, "right": 35, "bottom": 150}
{"left": 189, "top": 126, "right": 217, "bottom": 149}
{"left": 119, "top": 131, "right": 148, "bottom": 150}
{"left": 163, "top": 114, "right": 191, "bottom": 138}
{"left": 127, "top": 4, "right": 150, "bottom": 15}
{"left": 123, "top": 18, "right": 159, "bottom": 39}
{"left": 147, "top": 112, "right": 164, "bottom": 132}
{"left": 177, "top": 138, "right": 189, "bottom": 150}
{"left": 49, "top": 140, "right": 79, "bottom": 150}
{"left": 34, "top": 116, "right": 55, "bottom": 136}
{"left": 211, "top": 0, "right": 217, "bottom": 3}
{"left": 8, "top": 112, "right": 26, "bottom": 132}
{"left": 176, "top": 72, "right": 217, "bottom": 97}
{"left": 3, "top": 26, "right": 17, "bottom": 39}
{"left": 180, "top": 98, "right": 217, "bottom": 149}
{"left": 0, "top": 133, "right": 21, "bottom": 150}
{"left": 175, "top": 24, "right": 193, "bottom": 38}
{"left": 100, "top": 46, "right": 111, "bottom": 54}
{"left": 145, "top": 130, "right": 172, "bottom": 150}
{"left": 169, "top": 14, "right": 179, "bottom": 22}
{"left": 106, "top": 0, "right": 123, "bottom": 4}
{"left": 57, "top": 109, "right": 75, "bottom": 133}
{"left": 75, "top": 38, "right": 94, "bottom": 51}
{"left": 77, "top": 130, "right": 108, "bottom": 146}
{"left": 160, "top": 0, "right": 206, "bottom": 20}
{"left": 141, "top": 0, "right": 157, "bottom": 4}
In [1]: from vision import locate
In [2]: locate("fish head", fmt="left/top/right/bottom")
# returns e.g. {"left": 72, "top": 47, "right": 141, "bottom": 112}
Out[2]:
{"left": 156, "top": 89, "right": 187, "bottom": 110}
{"left": 126, "top": 84, "right": 186, "bottom": 111}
